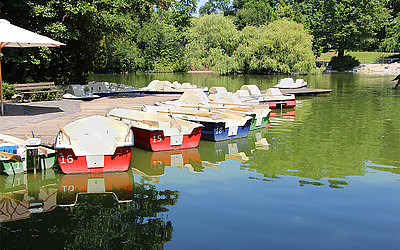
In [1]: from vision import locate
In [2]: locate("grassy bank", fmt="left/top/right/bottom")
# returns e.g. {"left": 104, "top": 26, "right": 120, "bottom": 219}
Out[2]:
{"left": 317, "top": 51, "right": 399, "bottom": 64}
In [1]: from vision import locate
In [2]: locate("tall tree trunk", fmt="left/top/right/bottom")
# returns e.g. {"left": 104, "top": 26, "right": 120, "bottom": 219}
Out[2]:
{"left": 338, "top": 48, "right": 345, "bottom": 57}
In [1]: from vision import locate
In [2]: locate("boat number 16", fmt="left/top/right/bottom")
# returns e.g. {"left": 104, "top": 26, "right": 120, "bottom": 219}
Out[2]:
{"left": 60, "top": 155, "right": 74, "bottom": 164}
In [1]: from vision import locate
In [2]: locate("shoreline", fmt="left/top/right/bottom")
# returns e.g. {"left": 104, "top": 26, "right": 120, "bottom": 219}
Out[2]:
{"left": 353, "top": 62, "right": 400, "bottom": 75}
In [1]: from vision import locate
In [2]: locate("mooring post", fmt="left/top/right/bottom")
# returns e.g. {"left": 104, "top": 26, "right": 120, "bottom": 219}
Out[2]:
{"left": 25, "top": 138, "right": 41, "bottom": 173}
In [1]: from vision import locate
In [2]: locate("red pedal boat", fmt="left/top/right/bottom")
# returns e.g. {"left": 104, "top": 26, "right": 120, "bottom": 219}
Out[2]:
{"left": 54, "top": 116, "right": 134, "bottom": 174}
{"left": 107, "top": 108, "right": 203, "bottom": 151}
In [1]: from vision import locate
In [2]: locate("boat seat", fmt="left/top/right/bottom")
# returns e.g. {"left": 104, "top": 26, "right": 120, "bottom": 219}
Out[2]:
{"left": 240, "top": 85, "right": 262, "bottom": 96}
{"left": 266, "top": 88, "right": 283, "bottom": 97}
{"left": 181, "top": 82, "right": 194, "bottom": 89}
{"left": 158, "top": 121, "right": 171, "bottom": 129}
{"left": 235, "top": 89, "right": 251, "bottom": 97}
{"left": 88, "top": 82, "right": 109, "bottom": 93}
{"left": 209, "top": 87, "right": 228, "bottom": 95}
{"left": 172, "top": 81, "right": 182, "bottom": 89}
{"left": 67, "top": 85, "right": 86, "bottom": 97}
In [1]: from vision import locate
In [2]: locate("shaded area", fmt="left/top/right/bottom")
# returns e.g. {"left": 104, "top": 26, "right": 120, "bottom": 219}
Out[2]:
{"left": 4, "top": 103, "right": 63, "bottom": 116}
{"left": 0, "top": 100, "right": 81, "bottom": 131}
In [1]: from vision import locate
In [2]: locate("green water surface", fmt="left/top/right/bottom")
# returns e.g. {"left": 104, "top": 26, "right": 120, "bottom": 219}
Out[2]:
{"left": 0, "top": 72, "right": 399, "bottom": 249}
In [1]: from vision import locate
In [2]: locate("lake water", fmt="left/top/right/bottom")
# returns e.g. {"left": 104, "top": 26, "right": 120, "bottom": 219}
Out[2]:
{"left": 1, "top": 72, "right": 399, "bottom": 249}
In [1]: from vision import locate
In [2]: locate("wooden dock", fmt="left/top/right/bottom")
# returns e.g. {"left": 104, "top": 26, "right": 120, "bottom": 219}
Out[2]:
{"left": 279, "top": 88, "right": 332, "bottom": 96}
{"left": 0, "top": 94, "right": 178, "bottom": 145}
{"left": 261, "top": 88, "right": 332, "bottom": 96}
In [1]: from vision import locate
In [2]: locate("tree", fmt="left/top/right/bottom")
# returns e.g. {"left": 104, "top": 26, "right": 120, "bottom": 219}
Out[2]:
{"left": 234, "top": 0, "right": 274, "bottom": 29}
{"left": 185, "top": 14, "right": 239, "bottom": 73}
{"left": 168, "top": 0, "right": 198, "bottom": 31}
{"left": 234, "top": 19, "right": 315, "bottom": 74}
{"left": 199, "top": 0, "right": 233, "bottom": 15}
{"left": 382, "top": 13, "right": 400, "bottom": 52}
{"left": 230, "top": 0, "right": 299, "bottom": 29}
{"left": 300, "top": 0, "right": 390, "bottom": 57}
{"left": 0, "top": 0, "right": 171, "bottom": 85}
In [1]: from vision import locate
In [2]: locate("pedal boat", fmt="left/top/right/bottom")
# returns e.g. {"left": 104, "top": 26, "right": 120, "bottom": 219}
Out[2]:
{"left": 160, "top": 89, "right": 271, "bottom": 131}
{"left": 107, "top": 108, "right": 203, "bottom": 151}
{"left": 54, "top": 116, "right": 134, "bottom": 174}
{"left": 0, "top": 134, "right": 55, "bottom": 175}
{"left": 273, "top": 78, "right": 307, "bottom": 89}
{"left": 238, "top": 85, "right": 296, "bottom": 109}
{"left": 142, "top": 105, "right": 253, "bottom": 141}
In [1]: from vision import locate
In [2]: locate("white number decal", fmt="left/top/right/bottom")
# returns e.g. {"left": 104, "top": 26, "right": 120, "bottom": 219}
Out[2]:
{"left": 61, "top": 185, "right": 75, "bottom": 192}
{"left": 60, "top": 155, "right": 74, "bottom": 164}
{"left": 215, "top": 127, "right": 223, "bottom": 134}
{"left": 152, "top": 161, "right": 163, "bottom": 167}
{"left": 152, "top": 134, "right": 162, "bottom": 143}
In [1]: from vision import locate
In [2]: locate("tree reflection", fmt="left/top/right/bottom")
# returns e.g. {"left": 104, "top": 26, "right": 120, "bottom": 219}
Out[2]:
{"left": 0, "top": 170, "right": 179, "bottom": 249}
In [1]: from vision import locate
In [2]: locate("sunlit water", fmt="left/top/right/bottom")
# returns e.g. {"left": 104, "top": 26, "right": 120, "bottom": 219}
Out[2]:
{"left": 1, "top": 72, "right": 399, "bottom": 249}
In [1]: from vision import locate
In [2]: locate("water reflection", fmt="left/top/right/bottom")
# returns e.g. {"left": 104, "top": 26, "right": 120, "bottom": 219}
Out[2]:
{"left": 131, "top": 147, "right": 209, "bottom": 183}
{"left": 57, "top": 171, "right": 134, "bottom": 206}
{"left": 199, "top": 128, "right": 270, "bottom": 165}
{"left": 0, "top": 170, "right": 179, "bottom": 249}
{"left": 0, "top": 169, "right": 58, "bottom": 222}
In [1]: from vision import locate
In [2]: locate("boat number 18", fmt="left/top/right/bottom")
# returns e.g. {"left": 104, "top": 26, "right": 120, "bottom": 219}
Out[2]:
{"left": 215, "top": 127, "right": 223, "bottom": 134}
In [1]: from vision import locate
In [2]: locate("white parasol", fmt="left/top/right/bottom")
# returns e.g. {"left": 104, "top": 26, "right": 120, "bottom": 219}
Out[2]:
{"left": 0, "top": 19, "right": 65, "bottom": 115}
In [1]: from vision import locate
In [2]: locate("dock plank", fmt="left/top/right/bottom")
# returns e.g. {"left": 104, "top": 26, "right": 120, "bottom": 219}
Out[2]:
{"left": 0, "top": 94, "right": 177, "bottom": 145}
{"left": 279, "top": 88, "right": 332, "bottom": 96}
{"left": 261, "top": 88, "right": 332, "bottom": 96}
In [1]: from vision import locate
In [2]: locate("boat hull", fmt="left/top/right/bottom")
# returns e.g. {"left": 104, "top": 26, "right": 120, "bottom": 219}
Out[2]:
{"left": 1, "top": 155, "right": 55, "bottom": 175}
{"left": 249, "top": 113, "right": 270, "bottom": 130}
{"left": 199, "top": 119, "right": 252, "bottom": 141}
{"left": 57, "top": 146, "right": 132, "bottom": 174}
{"left": 262, "top": 100, "right": 296, "bottom": 109}
{"left": 132, "top": 127, "right": 202, "bottom": 151}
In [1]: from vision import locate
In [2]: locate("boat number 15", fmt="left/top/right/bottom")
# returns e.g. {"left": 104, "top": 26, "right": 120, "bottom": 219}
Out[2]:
{"left": 153, "top": 134, "right": 162, "bottom": 143}
{"left": 215, "top": 127, "right": 223, "bottom": 135}
{"left": 60, "top": 155, "right": 74, "bottom": 164}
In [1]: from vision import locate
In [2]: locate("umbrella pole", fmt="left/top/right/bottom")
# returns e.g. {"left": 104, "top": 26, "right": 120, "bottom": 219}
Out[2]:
{"left": 0, "top": 49, "right": 3, "bottom": 116}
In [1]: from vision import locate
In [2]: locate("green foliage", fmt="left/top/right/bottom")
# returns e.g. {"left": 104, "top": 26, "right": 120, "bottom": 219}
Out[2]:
{"left": 1, "top": 82, "right": 15, "bottom": 100}
{"left": 330, "top": 55, "right": 360, "bottom": 71}
{"left": 381, "top": 13, "right": 400, "bottom": 52}
{"left": 231, "top": 0, "right": 300, "bottom": 29}
{"left": 185, "top": 16, "right": 315, "bottom": 74}
{"left": 185, "top": 14, "right": 239, "bottom": 73}
{"left": 186, "top": 14, "right": 239, "bottom": 55}
{"left": 199, "top": 0, "right": 233, "bottom": 15}
{"left": 0, "top": 0, "right": 171, "bottom": 85}
{"left": 234, "top": 19, "right": 315, "bottom": 74}
{"left": 169, "top": 0, "right": 197, "bottom": 31}
{"left": 235, "top": 0, "right": 274, "bottom": 29}
{"left": 300, "top": 0, "right": 390, "bottom": 57}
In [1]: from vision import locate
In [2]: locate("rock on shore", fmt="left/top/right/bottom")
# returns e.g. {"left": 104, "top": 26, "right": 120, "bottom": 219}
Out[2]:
{"left": 354, "top": 62, "right": 400, "bottom": 75}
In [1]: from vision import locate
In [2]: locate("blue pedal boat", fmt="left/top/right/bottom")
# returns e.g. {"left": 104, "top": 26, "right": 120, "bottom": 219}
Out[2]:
{"left": 142, "top": 105, "right": 253, "bottom": 141}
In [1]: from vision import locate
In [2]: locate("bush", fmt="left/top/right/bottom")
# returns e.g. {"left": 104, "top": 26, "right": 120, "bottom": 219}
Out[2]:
{"left": 2, "top": 82, "right": 15, "bottom": 100}
{"left": 330, "top": 55, "right": 360, "bottom": 71}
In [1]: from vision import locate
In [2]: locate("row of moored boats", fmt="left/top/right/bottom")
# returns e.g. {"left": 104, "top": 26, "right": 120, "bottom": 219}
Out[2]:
{"left": 1, "top": 79, "right": 305, "bottom": 175}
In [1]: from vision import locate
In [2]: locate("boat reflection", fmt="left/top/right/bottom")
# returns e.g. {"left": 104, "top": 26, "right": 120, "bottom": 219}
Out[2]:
{"left": 0, "top": 169, "right": 179, "bottom": 249}
{"left": 269, "top": 109, "right": 296, "bottom": 123}
{"left": 56, "top": 171, "right": 134, "bottom": 206}
{"left": 0, "top": 169, "right": 58, "bottom": 222}
{"left": 131, "top": 147, "right": 215, "bottom": 183}
{"left": 198, "top": 128, "right": 269, "bottom": 166}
